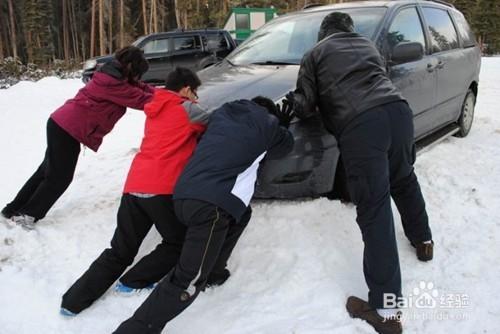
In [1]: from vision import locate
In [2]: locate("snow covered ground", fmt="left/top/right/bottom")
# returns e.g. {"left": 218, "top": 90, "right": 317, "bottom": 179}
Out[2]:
{"left": 0, "top": 58, "right": 499, "bottom": 334}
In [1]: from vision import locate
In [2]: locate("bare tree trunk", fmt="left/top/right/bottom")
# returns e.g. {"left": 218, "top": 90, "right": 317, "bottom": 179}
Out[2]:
{"left": 174, "top": 0, "right": 181, "bottom": 29}
{"left": 99, "top": 0, "right": 105, "bottom": 55}
{"left": 0, "top": 13, "right": 7, "bottom": 58}
{"left": 142, "top": 0, "right": 148, "bottom": 34}
{"left": 108, "top": 0, "right": 113, "bottom": 53}
{"left": 149, "top": 0, "right": 153, "bottom": 33}
{"left": 120, "top": 0, "right": 125, "bottom": 47}
{"left": 7, "top": 0, "right": 17, "bottom": 59}
{"left": 0, "top": 23, "right": 4, "bottom": 59}
{"left": 153, "top": 0, "right": 158, "bottom": 33}
{"left": 63, "top": 0, "right": 70, "bottom": 62}
{"left": 165, "top": 0, "right": 177, "bottom": 30}
{"left": 90, "top": 0, "right": 96, "bottom": 57}
{"left": 69, "top": 0, "right": 80, "bottom": 60}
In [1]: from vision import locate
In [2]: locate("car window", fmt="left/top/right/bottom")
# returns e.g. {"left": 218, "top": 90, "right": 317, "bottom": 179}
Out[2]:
{"left": 174, "top": 36, "right": 201, "bottom": 51}
{"left": 422, "top": 7, "right": 459, "bottom": 53}
{"left": 387, "top": 7, "right": 426, "bottom": 50}
{"left": 203, "top": 33, "right": 229, "bottom": 51}
{"left": 453, "top": 11, "right": 476, "bottom": 48}
{"left": 142, "top": 38, "right": 169, "bottom": 54}
{"left": 133, "top": 36, "right": 148, "bottom": 47}
{"left": 236, "top": 14, "right": 250, "bottom": 30}
{"left": 228, "top": 7, "right": 387, "bottom": 65}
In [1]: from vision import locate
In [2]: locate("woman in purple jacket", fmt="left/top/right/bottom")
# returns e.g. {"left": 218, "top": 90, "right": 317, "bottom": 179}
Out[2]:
{"left": 1, "top": 46, "right": 154, "bottom": 229}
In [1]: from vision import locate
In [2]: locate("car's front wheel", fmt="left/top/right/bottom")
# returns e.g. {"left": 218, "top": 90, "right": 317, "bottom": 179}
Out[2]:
{"left": 455, "top": 89, "right": 476, "bottom": 138}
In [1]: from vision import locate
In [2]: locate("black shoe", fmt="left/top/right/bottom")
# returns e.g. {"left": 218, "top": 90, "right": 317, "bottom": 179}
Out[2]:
{"left": 1, "top": 206, "right": 15, "bottom": 219}
{"left": 411, "top": 241, "right": 434, "bottom": 262}
{"left": 206, "top": 268, "right": 230, "bottom": 287}
{"left": 346, "top": 296, "right": 403, "bottom": 334}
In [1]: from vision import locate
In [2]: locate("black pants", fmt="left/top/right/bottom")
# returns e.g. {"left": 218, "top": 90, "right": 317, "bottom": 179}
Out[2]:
{"left": 4, "top": 118, "right": 80, "bottom": 220}
{"left": 61, "top": 194, "right": 186, "bottom": 314}
{"left": 119, "top": 199, "right": 250, "bottom": 289}
{"left": 340, "top": 101, "right": 432, "bottom": 309}
{"left": 114, "top": 200, "right": 251, "bottom": 334}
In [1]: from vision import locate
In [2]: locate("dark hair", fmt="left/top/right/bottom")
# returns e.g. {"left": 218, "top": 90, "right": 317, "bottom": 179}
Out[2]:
{"left": 318, "top": 12, "right": 354, "bottom": 41}
{"left": 164, "top": 67, "right": 202, "bottom": 92}
{"left": 115, "top": 46, "right": 149, "bottom": 83}
{"left": 251, "top": 96, "right": 278, "bottom": 115}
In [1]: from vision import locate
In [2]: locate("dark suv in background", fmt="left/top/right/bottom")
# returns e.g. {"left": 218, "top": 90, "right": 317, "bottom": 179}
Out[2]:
{"left": 82, "top": 29, "right": 236, "bottom": 84}
{"left": 195, "top": 0, "right": 481, "bottom": 199}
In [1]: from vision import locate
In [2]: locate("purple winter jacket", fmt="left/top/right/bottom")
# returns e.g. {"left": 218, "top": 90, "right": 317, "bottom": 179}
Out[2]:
{"left": 51, "top": 61, "right": 154, "bottom": 152}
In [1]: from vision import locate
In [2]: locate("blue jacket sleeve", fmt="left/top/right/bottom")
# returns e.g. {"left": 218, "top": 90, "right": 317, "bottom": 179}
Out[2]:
{"left": 266, "top": 122, "right": 294, "bottom": 160}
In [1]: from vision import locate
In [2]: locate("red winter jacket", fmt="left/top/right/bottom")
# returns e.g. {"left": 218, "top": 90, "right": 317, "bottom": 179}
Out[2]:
{"left": 123, "top": 89, "right": 209, "bottom": 195}
{"left": 51, "top": 61, "right": 154, "bottom": 152}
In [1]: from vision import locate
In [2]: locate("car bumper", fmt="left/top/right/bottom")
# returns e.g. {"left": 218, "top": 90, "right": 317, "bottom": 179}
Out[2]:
{"left": 255, "top": 116, "right": 340, "bottom": 199}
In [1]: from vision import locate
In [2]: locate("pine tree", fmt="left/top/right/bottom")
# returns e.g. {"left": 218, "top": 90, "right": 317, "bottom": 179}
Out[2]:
{"left": 450, "top": 0, "right": 477, "bottom": 21}
{"left": 475, "top": 0, "right": 500, "bottom": 53}
{"left": 23, "top": 0, "right": 56, "bottom": 64}
{"left": 7, "top": 0, "right": 18, "bottom": 59}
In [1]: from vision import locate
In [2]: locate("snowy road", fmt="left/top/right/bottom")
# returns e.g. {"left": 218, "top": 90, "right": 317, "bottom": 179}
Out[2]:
{"left": 0, "top": 58, "right": 499, "bottom": 334}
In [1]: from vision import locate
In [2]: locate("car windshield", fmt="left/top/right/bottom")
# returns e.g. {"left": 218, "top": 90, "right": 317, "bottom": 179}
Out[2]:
{"left": 228, "top": 7, "right": 387, "bottom": 66}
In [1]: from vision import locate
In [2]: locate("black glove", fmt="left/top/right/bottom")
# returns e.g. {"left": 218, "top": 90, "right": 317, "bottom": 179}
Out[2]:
{"left": 275, "top": 97, "right": 295, "bottom": 128}
{"left": 285, "top": 91, "right": 295, "bottom": 105}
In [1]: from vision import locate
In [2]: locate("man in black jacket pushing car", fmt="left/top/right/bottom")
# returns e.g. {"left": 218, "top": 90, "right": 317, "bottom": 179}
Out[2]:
{"left": 285, "top": 12, "right": 434, "bottom": 334}
{"left": 113, "top": 96, "right": 294, "bottom": 334}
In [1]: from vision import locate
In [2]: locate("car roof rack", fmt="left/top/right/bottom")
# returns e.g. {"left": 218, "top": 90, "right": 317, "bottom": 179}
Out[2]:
{"left": 302, "top": 3, "right": 324, "bottom": 10}
{"left": 419, "top": 0, "right": 455, "bottom": 8}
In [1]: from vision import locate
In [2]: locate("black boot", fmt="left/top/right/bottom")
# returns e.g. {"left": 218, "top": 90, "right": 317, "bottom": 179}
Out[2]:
{"left": 113, "top": 274, "right": 198, "bottom": 334}
{"left": 1, "top": 206, "right": 15, "bottom": 219}
{"left": 206, "top": 268, "right": 230, "bottom": 287}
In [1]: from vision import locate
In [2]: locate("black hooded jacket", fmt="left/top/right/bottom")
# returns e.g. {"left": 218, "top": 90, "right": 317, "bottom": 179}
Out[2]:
{"left": 294, "top": 32, "right": 405, "bottom": 137}
{"left": 173, "top": 100, "right": 294, "bottom": 221}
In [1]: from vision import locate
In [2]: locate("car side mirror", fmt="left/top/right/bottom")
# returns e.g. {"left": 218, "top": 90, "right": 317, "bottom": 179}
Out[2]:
{"left": 391, "top": 42, "right": 424, "bottom": 65}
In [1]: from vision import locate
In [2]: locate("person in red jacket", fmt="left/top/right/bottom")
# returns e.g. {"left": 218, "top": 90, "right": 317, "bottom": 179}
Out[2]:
{"left": 1, "top": 46, "right": 154, "bottom": 229}
{"left": 60, "top": 67, "right": 213, "bottom": 316}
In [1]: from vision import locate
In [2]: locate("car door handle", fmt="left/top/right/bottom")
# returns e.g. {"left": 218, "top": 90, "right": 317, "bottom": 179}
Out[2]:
{"left": 436, "top": 60, "right": 445, "bottom": 69}
{"left": 427, "top": 63, "right": 435, "bottom": 72}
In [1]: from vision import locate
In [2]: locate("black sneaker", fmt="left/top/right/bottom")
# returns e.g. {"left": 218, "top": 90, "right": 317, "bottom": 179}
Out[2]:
{"left": 1, "top": 206, "right": 15, "bottom": 219}
{"left": 346, "top": 296, "right": 403, "bottom": 334}
{"left": 206, "top": 269, "right": 231, "bottom": 287}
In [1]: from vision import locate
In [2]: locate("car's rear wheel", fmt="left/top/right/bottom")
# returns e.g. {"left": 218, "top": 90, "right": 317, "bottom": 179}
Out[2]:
{"left": 455, "top": 89, "right": 476, "bottom": 138}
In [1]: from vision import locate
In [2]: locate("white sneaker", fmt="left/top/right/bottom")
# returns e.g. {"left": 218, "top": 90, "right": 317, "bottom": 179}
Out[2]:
{"left": 11, "top": 214, "right": 36, "bottom": 231}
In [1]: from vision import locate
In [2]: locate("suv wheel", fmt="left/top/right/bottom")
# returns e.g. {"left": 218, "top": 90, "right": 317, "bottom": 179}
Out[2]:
{"left": 455, "top": 89, "right": 476, "bottom": 138}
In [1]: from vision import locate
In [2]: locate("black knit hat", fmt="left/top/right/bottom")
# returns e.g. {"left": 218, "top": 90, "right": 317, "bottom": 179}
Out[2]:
{"left": 318, "top": 12, "right": 354, "bottom": 41}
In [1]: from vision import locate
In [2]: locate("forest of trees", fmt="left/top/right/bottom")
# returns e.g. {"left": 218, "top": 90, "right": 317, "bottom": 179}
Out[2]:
{"left": 0, "top": 0, "right": 499, "bottom": 69}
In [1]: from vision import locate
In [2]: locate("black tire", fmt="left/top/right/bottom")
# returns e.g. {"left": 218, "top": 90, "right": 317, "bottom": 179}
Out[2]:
{"left": 454, "top": 89, "right": 476, "bottom": 138}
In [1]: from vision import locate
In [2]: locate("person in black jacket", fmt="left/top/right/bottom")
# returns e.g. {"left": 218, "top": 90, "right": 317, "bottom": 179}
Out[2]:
{"left": 113, "top": 97, "right": 294, "bottom": 334}
{"left": 285, "top": 12, "right": 433, "bottom": 334}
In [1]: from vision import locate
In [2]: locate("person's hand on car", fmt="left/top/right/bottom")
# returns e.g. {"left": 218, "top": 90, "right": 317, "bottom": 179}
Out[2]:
{"left": 276, "top": 98, "right": 295, "bottom": 128}
{"left": 284, "top": 91, "right": 296, "bottom": 106}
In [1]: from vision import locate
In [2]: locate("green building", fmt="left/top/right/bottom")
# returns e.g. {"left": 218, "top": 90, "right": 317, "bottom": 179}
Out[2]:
{"left": 223, "top": 7, "right": 278, "bottom": 43}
